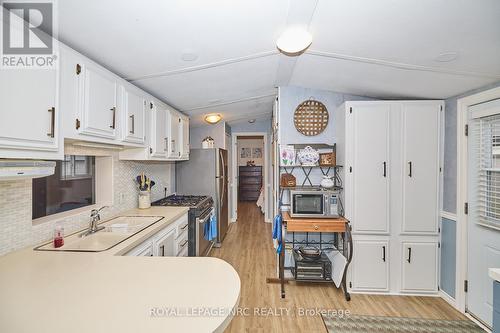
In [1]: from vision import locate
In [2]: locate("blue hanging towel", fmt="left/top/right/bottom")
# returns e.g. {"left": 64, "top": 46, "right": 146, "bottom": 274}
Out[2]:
{"left": 272, "top": 214, "right": 283, "bottom": 253}
{"left": 204, "top": 213, "right": 217, "bottom": 241}
{"left": 209, "top": 213, "right": 217, "bottom": 240}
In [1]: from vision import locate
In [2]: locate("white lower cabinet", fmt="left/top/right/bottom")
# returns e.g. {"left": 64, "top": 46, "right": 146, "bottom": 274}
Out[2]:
{"left": 401, "top": 241, "right": 438, "bottom": 292}
{"left": 351, "top": 239, "right": 389, "bottom": 291}
{"left": 125, "top": 213, "right": 188, "bottom": 257}
{"left": 154, "top": 228, "right": 176, "bottom": 257}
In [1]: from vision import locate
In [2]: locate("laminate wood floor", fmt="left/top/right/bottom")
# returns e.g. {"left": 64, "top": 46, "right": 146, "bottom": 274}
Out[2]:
{"left": 210, "top": 202, "right": 466, "bottom": 333}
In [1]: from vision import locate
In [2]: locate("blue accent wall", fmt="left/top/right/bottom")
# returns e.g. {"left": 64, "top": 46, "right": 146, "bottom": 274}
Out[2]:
{"left": 440, "top": 217, "right": 457, "bottom": 298}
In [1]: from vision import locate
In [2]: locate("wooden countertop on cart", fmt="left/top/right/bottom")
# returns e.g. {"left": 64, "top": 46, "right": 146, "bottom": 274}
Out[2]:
{"left": 282, "top": 212, "right": 349, "bottom": 233}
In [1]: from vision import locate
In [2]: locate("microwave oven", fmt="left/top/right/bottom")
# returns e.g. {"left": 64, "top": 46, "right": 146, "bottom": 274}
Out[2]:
{"left": 290, "top": 189, "right": 340, "bottom": 218}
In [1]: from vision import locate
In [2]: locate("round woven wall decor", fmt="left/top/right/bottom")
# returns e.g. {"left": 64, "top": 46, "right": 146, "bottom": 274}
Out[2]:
{"left": 294, "top": 99, "right": 329, "bottom": 136}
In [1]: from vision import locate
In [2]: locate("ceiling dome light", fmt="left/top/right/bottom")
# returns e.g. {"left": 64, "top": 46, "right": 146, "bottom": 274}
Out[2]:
{"left": 204, "top": 114, "right": 222, "bottom": 124}
{"left": 276, "top": 27, "right": 312, "bottom": 55}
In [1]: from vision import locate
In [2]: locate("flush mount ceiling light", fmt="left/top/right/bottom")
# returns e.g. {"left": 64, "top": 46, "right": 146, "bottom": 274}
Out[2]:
{"left": 204, "top": 114, "right": 222, "bottom": 124}
{"left": 434, "top": 52, "right": 459, "bottom": 62}
{"left": 276, "top": 27, "right": 312, "bottom": 56}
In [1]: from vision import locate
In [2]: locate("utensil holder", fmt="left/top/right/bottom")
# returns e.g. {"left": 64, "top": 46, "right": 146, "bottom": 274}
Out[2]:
{"left": 138, "top": 190, "right": 151, "bottom": 209}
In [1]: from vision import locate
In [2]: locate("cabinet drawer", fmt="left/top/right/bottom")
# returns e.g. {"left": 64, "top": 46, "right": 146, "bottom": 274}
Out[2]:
{"left": 240, "top": 177, "right": 262, "bottom": 185}
{"left": 176, "top": 232, "right": 189, "bottom": 255}
{"left": 287, "top": 221, "right": 346, "bottom": 233}
{"left": 175, "top": 215, "right": 189, "bottom": 239}
{"left": 239, "top": 166, "right": 262, "bottom": 172}
{"left": 239, "top": 170, "right": 262, "bottom": 177}
{"left": 239, "top": 184, "right": 261, "bottom": 192}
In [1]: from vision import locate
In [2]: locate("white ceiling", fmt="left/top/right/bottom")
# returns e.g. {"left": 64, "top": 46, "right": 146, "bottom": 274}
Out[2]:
{"left": 56, "top": 0, "right": 500, "bottom": 126}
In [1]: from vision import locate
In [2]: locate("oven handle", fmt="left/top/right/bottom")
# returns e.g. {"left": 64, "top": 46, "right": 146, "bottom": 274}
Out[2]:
{"left": 196, "top": 208, "right": 214, "bottom": 224}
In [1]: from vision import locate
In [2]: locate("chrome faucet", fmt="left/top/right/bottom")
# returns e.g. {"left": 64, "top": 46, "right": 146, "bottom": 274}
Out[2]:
{"left": 80, "top": 206, "right": 108, "bottom": 237}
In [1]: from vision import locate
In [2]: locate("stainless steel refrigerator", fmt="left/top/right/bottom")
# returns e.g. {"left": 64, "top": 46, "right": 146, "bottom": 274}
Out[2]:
{"left": 175, "top": 148, "right": 229, "bottom": 245}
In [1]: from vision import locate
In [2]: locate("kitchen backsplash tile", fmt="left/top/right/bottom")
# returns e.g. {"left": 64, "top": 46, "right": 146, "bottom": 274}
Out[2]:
{"left": 0, "top": 153, "right": 173, "bottom": 256}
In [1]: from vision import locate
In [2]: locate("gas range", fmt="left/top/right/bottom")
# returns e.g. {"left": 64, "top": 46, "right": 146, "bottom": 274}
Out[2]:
{"left": 151, "top": 194, "right": 214, "bottom": 257}
{"left": 152, "top": 195, "right": 213, "bottom": 215}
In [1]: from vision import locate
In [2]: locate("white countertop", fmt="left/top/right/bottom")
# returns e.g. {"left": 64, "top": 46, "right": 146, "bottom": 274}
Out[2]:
{"left": 0, "top": 207, "right": 241, "bottom": 333}
{"left": 489, "top": 268, "right": 500, "bottom": 283}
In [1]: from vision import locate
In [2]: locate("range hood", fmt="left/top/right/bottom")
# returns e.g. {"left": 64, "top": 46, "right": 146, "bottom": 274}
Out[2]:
{"left": 0, "top": 160, "right": 56, "bottom": 181}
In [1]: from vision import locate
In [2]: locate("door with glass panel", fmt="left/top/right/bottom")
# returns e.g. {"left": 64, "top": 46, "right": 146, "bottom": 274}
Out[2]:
{"left": 467, "top": 99, "right": 500, "bottom": 328}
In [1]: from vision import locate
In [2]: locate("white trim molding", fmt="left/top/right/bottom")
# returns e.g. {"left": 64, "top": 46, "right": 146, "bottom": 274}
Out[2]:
{"left": 455, "top": 86, "right": 500, "bottom": 314}
{"left": 231, "top": 132, "right": 271, "bottom": 223}
{"left": 440, "top": 211, "right": 457, "bottom": 221}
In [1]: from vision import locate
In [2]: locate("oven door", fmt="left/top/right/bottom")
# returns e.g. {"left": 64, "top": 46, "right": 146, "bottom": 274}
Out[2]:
{"left": 196, "top": 208, "right": 214, "bottom": 256}
{"left": 291, "top": 193, "right": 325, "bottom": 217}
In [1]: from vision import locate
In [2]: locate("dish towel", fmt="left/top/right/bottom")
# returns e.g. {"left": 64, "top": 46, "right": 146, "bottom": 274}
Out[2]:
{"left": 204, "top": 213, "right": 217, "bottom": 241}
{"left": 272, "top": 214, "right": 283, "bottom": 253}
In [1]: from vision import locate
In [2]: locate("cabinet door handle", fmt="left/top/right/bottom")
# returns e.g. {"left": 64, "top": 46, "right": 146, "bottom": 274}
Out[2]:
{"left": 180, "top": 240, "right": 188, "bottom": 247}
{"left": 110, "top": 107, "right": 116, "bottom": 129}
{"left": 47, "top": 107, "right": 55, "bottom": 138}
{"left": 382, "top": 246, "right": 386, "bottom": 262}
{"left": 129, "top": 114, "right": 135, "bottom": 134}
{"left": 171, "top": 139, "right": 175, "bottom": 153}
{"left": 408, "top": 161, "right": 412, "bottom": 177}
{"left": 383, "top": 161, "right": 387, "bottom": 177}
{"left": 180, "top": 223, "right": 188, "bottom": 230}
{"left": 160, "top": 245, "right": 165, "bottom": 256}
{"left": 407, "top": 247, "right": 412, "bottom": 263}
{"left": 164, "top": 137, "right": 168, "bottom": 151}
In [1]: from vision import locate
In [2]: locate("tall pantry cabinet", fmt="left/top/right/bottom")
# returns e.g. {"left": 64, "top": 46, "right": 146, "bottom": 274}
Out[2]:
{"left": 336, "top": 101, "right": 443, "bottom": 295}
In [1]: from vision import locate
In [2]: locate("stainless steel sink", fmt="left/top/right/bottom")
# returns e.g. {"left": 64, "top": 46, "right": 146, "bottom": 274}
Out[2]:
{"left": 35, "top": 216, "right": 164, "bottom": 252}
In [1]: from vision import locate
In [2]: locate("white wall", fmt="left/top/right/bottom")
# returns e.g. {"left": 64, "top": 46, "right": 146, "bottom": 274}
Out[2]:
{"left": 0, "top": 147, "right": 173, "bottom": 256}
{"left": 189, "top": 122, "right": 227, "bottom": 149}
{"left": 237, "top": 137, "right": 264, "bottom": 166}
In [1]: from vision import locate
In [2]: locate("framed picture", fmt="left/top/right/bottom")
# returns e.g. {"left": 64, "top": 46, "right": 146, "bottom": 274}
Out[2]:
{"left": 240, "top": 148, "right": 251, "bottom": 158}
{"left": 252, "top": 148, "right": 262, "bottom": 159}
{"left": 280, "top": 145, "right": 296, "bottom": 166}
{"left": 319, "top": 152, "right": 336, "bottom": 166}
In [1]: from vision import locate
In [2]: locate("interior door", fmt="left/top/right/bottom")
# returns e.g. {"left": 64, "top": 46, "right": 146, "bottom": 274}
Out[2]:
{"left": 402, "top": 104, "right": 440, "bottom": 234}
{"left": 0, "top": 69, "right": 58, "bottom": 150}
{"left": 351, "top": 104, "right": 390, "bottom": 233}
{"left": 122, "top": 86, "right": 146, "bottom": 143}
{"left": 78, "top": 62, "right": 117, "bottom": 138}
{"left": 467, "top": 99, "right": 500, "bottom": 327}
{"left": 401, "top": 242, "right": 438, "bottom": 292}
{"left": 351, "top": 240, "right": 389, "bottom": 291}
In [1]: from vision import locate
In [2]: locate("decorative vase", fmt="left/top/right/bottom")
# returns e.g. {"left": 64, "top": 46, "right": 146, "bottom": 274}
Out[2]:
{"left": 320, "top": 176, "right": 335, "bottom": 189}
{"left": 138, "top": 190, "right": 151, "bottom": 209}
{"left": 297, "top": 146, "right": 320, "bottom": 166}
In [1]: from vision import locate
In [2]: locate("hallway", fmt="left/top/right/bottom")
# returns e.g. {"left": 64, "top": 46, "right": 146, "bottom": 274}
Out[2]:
{"left": 210, "top": 202, "right": 465, "bottom": 332}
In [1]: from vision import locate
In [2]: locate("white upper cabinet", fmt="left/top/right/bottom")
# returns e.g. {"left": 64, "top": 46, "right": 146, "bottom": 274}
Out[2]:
{"left": 0, "top": 69, "right": 60, "bottom": 155}
{"left": 401, "top": 103, "right": 441, "bottom": 234}
{"left": 76, "top": 62, "right": 118, "bottom": 139}
{"left": 149, "top": 102, "right": 167, "bottom": 158}
{"left": 350, "top": 103, "right": 390, "bottom": 234}
{"left": 121, "top": 84, "right": 146, "bottom": 144}
{"left": 180, "top": 114, "right": 190, "bottom": 160}
{"left": 166, "top": 109, "right": 181, "bottom": 159}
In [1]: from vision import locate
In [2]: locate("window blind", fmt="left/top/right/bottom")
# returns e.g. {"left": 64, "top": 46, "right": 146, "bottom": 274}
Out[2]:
{"left": 469, "top": 112, "right": 500, "bottom": 230}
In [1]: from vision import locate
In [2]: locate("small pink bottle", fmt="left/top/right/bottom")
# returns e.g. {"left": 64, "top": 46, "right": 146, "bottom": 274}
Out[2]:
{"left": 53, "top": 224, "right": 64, "bottom": 248}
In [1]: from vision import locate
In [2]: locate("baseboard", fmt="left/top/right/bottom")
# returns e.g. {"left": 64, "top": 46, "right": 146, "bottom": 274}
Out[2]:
{"left": 464, "top": 312, "right": 492, "bottom": 332}
{"left": 348, "top": 290, "right": 440, "bottom": 297}
{"left": 439, "top": 289, "right": 457, "bottom": 308}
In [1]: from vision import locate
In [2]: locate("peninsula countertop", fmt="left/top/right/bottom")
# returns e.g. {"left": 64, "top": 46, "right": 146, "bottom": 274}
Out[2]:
{"left": 0, "top": 206, "right": 241, "bottom": 333}
{"left": 490, "top": 268, "right": 500, "bottom": 283}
